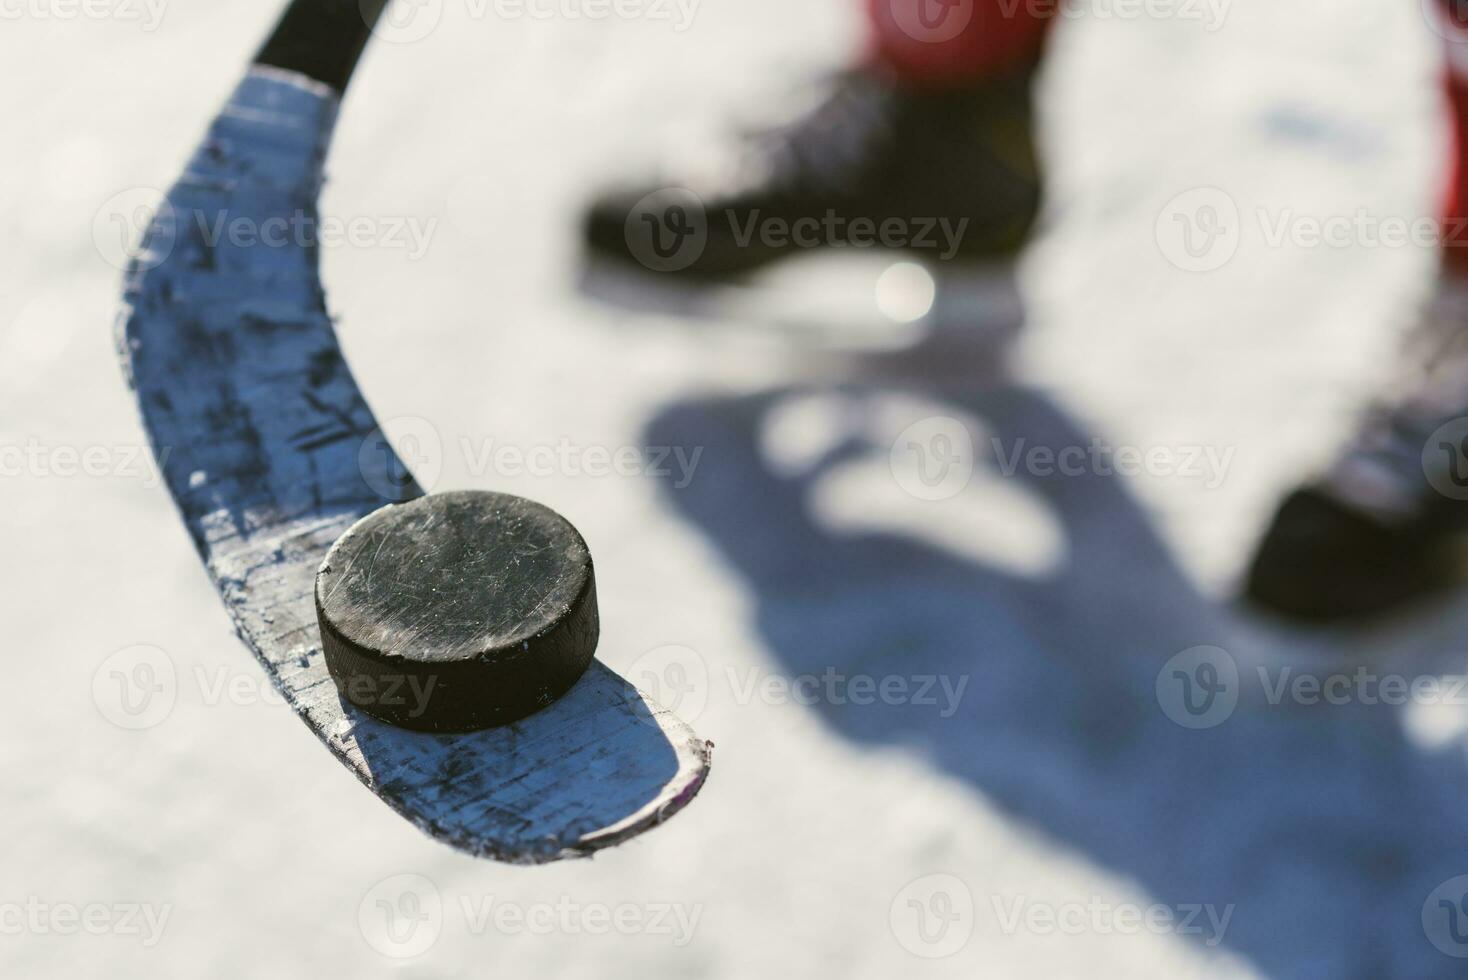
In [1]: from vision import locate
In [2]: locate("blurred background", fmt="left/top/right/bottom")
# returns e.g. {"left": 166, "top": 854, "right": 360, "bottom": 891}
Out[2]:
{"left": 4, "top": 0, "right": 1468, "bottom": 976}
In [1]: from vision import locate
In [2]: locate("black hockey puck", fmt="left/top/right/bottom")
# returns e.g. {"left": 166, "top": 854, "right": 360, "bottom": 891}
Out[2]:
{"left": 314, "top": 490, "right": 600, "bottom": 732}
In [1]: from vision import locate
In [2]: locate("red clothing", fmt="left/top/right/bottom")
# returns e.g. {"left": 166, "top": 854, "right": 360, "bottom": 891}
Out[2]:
{"left": 868, "top": 0, "right": 1055, "bottom": 86}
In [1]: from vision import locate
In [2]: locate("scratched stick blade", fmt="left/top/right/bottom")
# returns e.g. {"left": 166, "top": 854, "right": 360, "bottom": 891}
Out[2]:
{"left": 116, "top": 0, "right": 709, "bottom": 863}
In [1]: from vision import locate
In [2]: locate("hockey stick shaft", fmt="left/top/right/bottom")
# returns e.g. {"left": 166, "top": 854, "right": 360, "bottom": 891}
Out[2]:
{"left": 114, "top": 0, "right": 710, "bottom": 859}
{"left": 256, "top": 0, "right": 390, "bottom": 92}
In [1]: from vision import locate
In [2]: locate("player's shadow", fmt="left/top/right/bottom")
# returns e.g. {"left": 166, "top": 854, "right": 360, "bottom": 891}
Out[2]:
{"left": 644, "top": 377, "right": 1468, "bottom": 979}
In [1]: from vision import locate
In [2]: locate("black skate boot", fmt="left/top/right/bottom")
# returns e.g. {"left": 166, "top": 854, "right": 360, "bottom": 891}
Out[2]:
{"left": 1246, "top": 278, "right": 1468, "bottom": 621}
{"left": 582, "top": 63, "right": 1042, "bottom": 281}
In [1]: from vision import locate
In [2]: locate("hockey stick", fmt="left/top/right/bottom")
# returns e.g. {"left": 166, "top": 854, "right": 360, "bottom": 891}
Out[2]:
{"left": 117, "top": 0, "right": 709, "bottom": 862}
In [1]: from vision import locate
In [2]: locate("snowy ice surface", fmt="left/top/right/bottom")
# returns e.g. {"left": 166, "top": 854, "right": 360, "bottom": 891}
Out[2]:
{"left": 2, "top": 1, "right": 1467, "bottom": 977}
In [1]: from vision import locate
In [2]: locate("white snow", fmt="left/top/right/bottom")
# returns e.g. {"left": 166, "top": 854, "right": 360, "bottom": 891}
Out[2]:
{"left": 2, "top": 1, "right": 1466, "bottom": 977}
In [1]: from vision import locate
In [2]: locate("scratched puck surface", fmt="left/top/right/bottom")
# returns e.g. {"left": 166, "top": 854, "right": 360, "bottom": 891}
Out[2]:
{"left": 315, "top": 490, "right": 599, "bottom": 732}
